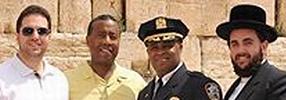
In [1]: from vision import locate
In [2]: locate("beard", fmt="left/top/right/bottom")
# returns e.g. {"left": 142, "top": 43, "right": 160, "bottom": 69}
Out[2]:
{"left": 231, "top": 49, "right": 263, "bottom": 77}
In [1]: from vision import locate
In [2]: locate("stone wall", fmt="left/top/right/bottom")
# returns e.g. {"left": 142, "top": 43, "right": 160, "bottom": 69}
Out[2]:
{"left": 1, "top": 0, "right": 286, "bottom": 93}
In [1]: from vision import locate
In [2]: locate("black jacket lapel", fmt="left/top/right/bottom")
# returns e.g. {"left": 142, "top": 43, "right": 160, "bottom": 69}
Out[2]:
{"left": 233, "top": 61, "right": 270, "bottom": 100}
{"left": 224, "top": 78, "right": 241, "bottom": 100}
{"left": 138, "top": 79, "right": 155, "bottom": 100}
{"left": 155, "top": 64, "right": 189, "bottom": 100}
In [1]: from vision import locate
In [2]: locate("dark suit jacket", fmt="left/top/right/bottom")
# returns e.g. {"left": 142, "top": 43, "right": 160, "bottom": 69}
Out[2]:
{"left": 137, "top": 64, "right": 222, "bottom": 100}
{"left": 224, "top": 61, "right": 286, "bottom": 100}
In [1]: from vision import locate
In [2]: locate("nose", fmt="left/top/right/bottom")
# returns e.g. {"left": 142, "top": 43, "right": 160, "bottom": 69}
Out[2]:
{"left": 30, "top": 30, "right": 40, "bottom": 40}
{"left": 102, "top": 35, "right": 112, "bottom": 44}
{"left": 236, "top": 45, "right": 247, "bottom": 53}
{"left": 233, "top": 45, "right": 249, "bottom": 58}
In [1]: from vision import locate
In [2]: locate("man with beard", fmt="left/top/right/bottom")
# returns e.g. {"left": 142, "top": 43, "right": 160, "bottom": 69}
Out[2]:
{"left": 66, "top": 14, "right": 146, "bottom": 100}
{"left": 216, "top": 4, "right": 286, "bottom": 100}
{"left": 137, "top": 16, "right": 222, "bottom": 100}
{"left": 0, "top": 5, "right": 68, "bottom": 100}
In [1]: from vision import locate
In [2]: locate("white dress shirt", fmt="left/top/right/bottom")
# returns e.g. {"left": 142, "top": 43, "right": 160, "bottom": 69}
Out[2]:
{"left": 153, "top": 62, "right": 183, "bottom": 96}
{"left": 0, "top": 55, "right": 69, "bottom": 100}
{"left": 228, "top": 77, "right": 251, "bottom": 100}
{"left": 228, "top": 59, "right": 267, "bottom": 100}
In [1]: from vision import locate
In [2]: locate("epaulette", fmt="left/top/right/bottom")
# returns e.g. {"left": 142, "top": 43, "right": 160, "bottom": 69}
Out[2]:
{"left": 186, "top": 71, "right": 208, "bottom": 78}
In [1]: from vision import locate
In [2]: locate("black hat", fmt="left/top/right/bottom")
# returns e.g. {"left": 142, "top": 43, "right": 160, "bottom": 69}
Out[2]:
{"left": 216, "top": 4, "right": 278, "bottom": 43}
{"left": 138, "top": 16, "right": 189, "bottom": 43}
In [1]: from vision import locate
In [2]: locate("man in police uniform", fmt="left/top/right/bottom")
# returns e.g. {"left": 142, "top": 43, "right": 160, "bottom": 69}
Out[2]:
{"left": 216, "top": 4, "right": 286, "bottom": 100}
{"left": 137, "top": 16, "right": 222, "bottom": 100}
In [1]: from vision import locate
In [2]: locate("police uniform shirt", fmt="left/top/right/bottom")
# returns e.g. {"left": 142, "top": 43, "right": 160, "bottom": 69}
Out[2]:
{"left": 153, "top": 62, "right": 183, "bottom": 97}
{"left": 0, "top": 54, "right": 69, "bottom": 100}
{"left": 66, "top": 61, "right": 146, "bottom": 100}
{"left": 137, "top": 16, "right": 223, "bottom": 100}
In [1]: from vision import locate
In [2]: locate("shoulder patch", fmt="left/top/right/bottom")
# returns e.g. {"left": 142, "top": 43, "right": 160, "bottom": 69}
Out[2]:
{"left": 204, "top": 82, "right": 221, "bottom": 100}
{"left": 169, "top": 96, "right": 180, "bottom": 100}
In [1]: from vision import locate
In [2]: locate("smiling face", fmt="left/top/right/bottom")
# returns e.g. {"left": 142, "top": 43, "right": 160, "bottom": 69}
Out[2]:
{"left": 17, "top": 14, "right": 50, "bottom": 58}
{"left": 229, "top": 28, "right": 268, "bottom": 77}
{"left": 86, "top": 19, "right": 120, "bottom": 65}
{"left": 146, "top": 39, "right": 182, "bottom": 77}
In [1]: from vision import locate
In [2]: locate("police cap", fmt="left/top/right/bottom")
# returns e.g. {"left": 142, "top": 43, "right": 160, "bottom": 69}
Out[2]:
{"left": 138, "top": 16, "right": 189, "bottom": 43}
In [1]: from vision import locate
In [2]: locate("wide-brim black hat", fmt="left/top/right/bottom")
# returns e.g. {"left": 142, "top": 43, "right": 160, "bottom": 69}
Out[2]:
{"left": 216, "top": 4, "right": 278, "bottom": 43}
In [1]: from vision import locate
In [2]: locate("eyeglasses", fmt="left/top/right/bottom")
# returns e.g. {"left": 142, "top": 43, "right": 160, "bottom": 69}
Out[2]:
{"left": 21, "top": 27, "right": 51, "bottom": 36}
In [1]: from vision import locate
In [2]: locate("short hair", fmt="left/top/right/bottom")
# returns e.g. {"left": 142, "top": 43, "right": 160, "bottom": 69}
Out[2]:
{"left": 87, "top": 14, "right": 119, "bottom": 36}
{"left": 16, "top": 5, "right": 51, "bottom": 33}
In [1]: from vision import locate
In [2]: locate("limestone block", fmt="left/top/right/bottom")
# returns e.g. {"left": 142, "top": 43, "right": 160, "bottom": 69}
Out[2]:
{"left": 277, "top": 0, "right": 286, "bottom": 36}
{"left": 0, "top": 34, "right": 17, "bottom": 62}
{"left": 0, "top": 23, "right": 3, "bottom": 33}
{"left": 0, "top": 0, "right": 58, "bottom": 33}
{"left": 268, "top": 37, "right": 286, "bottom": 71}
{"left": 47, "top": 57, "right": 89, "bottom": 71}
{"left": 92, "top": 0, "right": 123, "bottom": 20}
{"left": 116, "top": 58, "right": 132, "bottom": 69}
{"left": 168, "top": 0, "right": 227, "bottom": 36}
{"left": 117, "top": 32, "right": 148, "bottom": 62}
{"left": 59, "top": 0, "right": 91, "bottom": 34}
{"left": 47, "top": 33, "right": 89, "bottom": 58}
{"left": 167, "top": 0, "right": 202, "bottom": 36}
{"left": 200, "top": 0, "right": 228, "bottom": 36}
{"left": 182, "top": 35, "right": 201, "bottom": 71}
{"left": 131, "top": 59, "right": 155, "bottom": 82}
{"left": 201, "top": 36, "right": 236, "bottom": 79}
{"left": 126, "top": 0, "right": 167, "bottom": 32}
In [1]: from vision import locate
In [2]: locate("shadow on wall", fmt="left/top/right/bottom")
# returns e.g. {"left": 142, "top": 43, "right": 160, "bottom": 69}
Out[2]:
{"left": 131, "top": 59, "right": 156, "bottom": 82}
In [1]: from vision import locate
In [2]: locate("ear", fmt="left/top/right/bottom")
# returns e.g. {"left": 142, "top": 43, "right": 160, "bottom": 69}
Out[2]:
{"left": 177, "top": 43, "right": 183, "bottom": 56}
{"left": 15, "top": 32, "right": 20, "bottom": 43}
{"left": 47, "top": 34, "right": 51, "bottom": 40}
{"left": 146, "top": 47, "right": 150, "bottom": 53}
{"left": 86, "top": 36, "right": 90, "bottom": 46}
{"left": 85, "top": 36, "right": 91, "bottom": 46}
{"left": 261, "top": 40, "right": 269, "bottom": 57}
{"left": 177, "top": 42, "right": 183, "bottom": 51}
{"left": 179, "top": 43, "right": 183, "bottom": 49}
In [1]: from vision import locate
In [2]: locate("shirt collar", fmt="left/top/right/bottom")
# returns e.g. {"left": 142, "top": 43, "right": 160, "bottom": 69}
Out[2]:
{"left": 155, "top": 62, "right": 183, "bottom": 86}
{"left": 41, "top": 58, "right": 55, "bottom": 76}
{"left": 261, "top": 59, "right": 266, "bottom": 64}
{"left": 238, "top": 59, "right": 267, "bottom": 79}
{"left": 89, "top": 61, "right": 117, "bottom": 81}
{"left": 108, "top": 62, "right": 128, "bottom": 83}
{"left": 12, "top": 54, "right": 54, "bottom": 77}
{"left": 240, "top": 76, "right": 252, "bottom": 83}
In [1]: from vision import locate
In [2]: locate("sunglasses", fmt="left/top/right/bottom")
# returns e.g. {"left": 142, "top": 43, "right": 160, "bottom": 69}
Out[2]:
{"left": 21, "top": 27, "right": 51, "bottom": 36}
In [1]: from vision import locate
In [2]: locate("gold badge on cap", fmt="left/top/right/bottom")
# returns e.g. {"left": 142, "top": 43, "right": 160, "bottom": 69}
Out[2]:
{"left": 156, "top": 17, "right": 167, "bottom": 29}
{"left": 169, "top": 96, "right": 180, "bottom": 100}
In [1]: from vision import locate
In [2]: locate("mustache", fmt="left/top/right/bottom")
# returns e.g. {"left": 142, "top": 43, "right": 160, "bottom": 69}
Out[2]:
{"left": 235, "top": 53, "right": 251, "bottom": 60}
{"left": 231, "top": 49, "right": 263, "bottom": 77}
{"left": 99, "top": 46, "right": 114, "bottom": 52}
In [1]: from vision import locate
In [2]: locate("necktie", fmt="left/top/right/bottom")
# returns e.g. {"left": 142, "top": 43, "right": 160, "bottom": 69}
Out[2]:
{"left": 153, "top": 78, "right": 163, "bottom": 100}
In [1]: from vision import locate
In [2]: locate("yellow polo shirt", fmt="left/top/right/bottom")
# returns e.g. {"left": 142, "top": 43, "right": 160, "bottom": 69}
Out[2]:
{"left": 65, "top": 61, "right": 146, "bottom": 100}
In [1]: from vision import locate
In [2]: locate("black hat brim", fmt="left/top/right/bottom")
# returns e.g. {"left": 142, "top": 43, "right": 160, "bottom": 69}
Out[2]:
{"left": 216, "top": 20, "right": 278, "bottom": 43}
